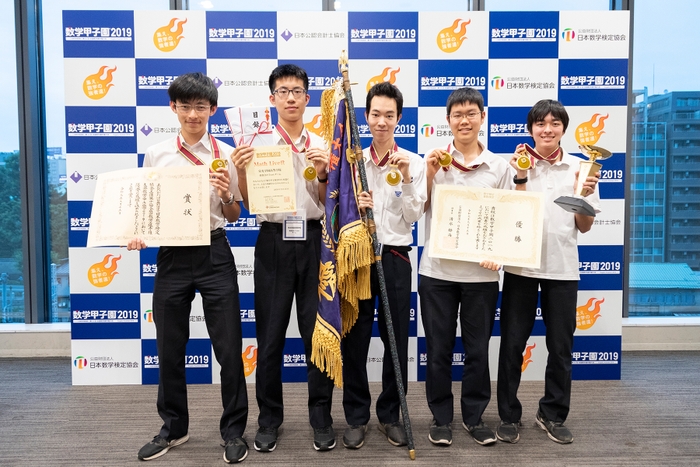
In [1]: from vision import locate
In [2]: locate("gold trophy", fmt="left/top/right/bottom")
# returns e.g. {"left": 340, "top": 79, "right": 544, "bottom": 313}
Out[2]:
{"left": 554, "top": 114, "right": 613, "bottom": 217}
{"left": 302, "top": 150, "right": 317, "bottom": 182}
{"left": 439, "top": 152, "right": 452, "bottom": 168}
{"left": 553, "top": 144, "right": 610, "bottom": 217}
{"left": 386, "top": 164, "right": 401, "bottom": 186}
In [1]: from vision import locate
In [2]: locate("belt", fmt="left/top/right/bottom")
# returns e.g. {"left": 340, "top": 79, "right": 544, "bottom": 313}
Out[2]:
{"left": 381, "top": 244, "right": 411, "bottom": 254}
{"left": 261, "top": 220, "right": 322, "bottom": 231}
{"left": 211, "top": 228, "right": 226, "bottom": 240}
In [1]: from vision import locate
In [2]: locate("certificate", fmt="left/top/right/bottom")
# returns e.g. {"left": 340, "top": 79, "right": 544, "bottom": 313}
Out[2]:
{"left": 87, "top": 166, "right": 210, "bottom": 247}
{"left": 428, "top": 185, "right": 544, "bottom": 268}
{"left": 246, "top": 145, "right": 297, "bottom": 214}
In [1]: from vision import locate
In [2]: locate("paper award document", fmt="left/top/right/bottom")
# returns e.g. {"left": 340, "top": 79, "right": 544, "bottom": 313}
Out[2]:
{"left": 87, "top": 166, "right": 210, "bottom": 247}
{"left": 246, "top": 145, "right": 296, "bottom": 214}
{"left": 428, "top": 185, "right": 545, "bottom": 268}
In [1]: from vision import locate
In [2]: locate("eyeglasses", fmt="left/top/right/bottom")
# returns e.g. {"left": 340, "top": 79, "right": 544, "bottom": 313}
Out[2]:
{"left": 175, "top": 104, "right": 211, "bottom": 114}
{"left": 449, "top": 111, "right": 482, "bottom": 121}
{"left": 273, "top": 87, "right": 307, "bottom": 99}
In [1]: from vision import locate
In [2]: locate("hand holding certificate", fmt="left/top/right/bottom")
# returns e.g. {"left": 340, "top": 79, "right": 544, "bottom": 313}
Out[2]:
{"left": 428, "top": 185, "right": 545, "bottom": 268}
{"left": 87, "top": 166, "right": 210, "bottom": 247}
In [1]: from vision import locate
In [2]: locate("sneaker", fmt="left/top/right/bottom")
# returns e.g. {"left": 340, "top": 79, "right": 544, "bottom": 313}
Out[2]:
{"left": 463, "top": 421, "right": 497, "bottom": 446}
{"left": 313, "top": 425, "right": 336, "bottom": 451}
{"left": 223, "top": 437, "right": 248, "bottom": 464}
{"left": 428, "top": 419, "right": 452, "bottom": 446}
{"left": 137, "top": 434, "right": 189, "bottom": 461}
{"left": 378, "top": 421, "right": 408, "bottom": 447}
{"left": 342, "top": 425, "right": 367, "bottom": 449}
{"left": 496, "top": 420, "right": 521, "bottom": 444}
{"left": 254, "top": 426, "right": 278, "bottom": 452}
{"left": 536, "top": 410, "right": 573, "bottom": 444}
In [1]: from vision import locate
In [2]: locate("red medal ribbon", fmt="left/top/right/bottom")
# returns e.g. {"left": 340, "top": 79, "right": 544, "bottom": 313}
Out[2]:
{"left": 442, "top": 143, "right": 482, "bottom": 173}
{"left": 275, "top": 123, "right": 311, "bottom": 153}
{"left": 369, "top": 142, "right": 399, "bottom": 167}
{"left": 177, "top": 133, "right": 221, "bottom": 173}
{"left": 523, "top": 144, "right": 561, "bottom": 162}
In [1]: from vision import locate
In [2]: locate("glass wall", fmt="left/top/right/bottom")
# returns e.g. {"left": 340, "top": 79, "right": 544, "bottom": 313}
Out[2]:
{"left": 485, "top": 0, "right": 609, "bottom": 11}
{"left": 629, "top": 0, "right": 700, "bottom": 316}
{"left": 187, "top": 0, "right": 321, "bottom": 10}
{"left": 0, "top": 1, "right": 24, "bottom": 323}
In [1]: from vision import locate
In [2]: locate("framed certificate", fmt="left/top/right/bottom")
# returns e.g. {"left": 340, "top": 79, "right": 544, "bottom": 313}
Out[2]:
{"left": 428, "top": 185, "right": 545, "bottom": 268}
{"left": 87, "top": 166, "right": 211, "bottom": 247}
{"left": 246, "top": 145, "right": 297, "bottom": 214}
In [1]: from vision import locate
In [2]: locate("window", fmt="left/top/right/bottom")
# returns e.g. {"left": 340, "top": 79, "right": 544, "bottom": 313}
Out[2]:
{"left": 630, "top": 0, "right": 700, "bottom": 316}
{"left": 0, "top": 0, "right": 23, "bottom": 323}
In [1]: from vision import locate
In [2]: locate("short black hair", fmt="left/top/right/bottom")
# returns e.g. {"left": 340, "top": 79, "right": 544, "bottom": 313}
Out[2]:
{"left": 366, "top": 82, "right": 404, "bottom": 117}
{"left": 446, "top": 87, "right": 484, "bottom": 115}
{"left": 168, "top": 72, "right": 217, "bottom": 107}
{"left": 527, "top": 99, "right": 569, "bottom": 133}
{"left": 268, "top": 64, "right": 309, "bottom": 94}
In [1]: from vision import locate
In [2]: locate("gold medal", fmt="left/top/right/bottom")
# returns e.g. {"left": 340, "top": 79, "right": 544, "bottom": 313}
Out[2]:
{"left": 386, "top": 165, "right": 401, "bottom": 186}
{"left": 516, "top": 154, "right": 532, "bottom": 170}
{"left": 211, "top": 159, "right": 227, "bottom": 172}
{"left": 439, "top": 152, "right": 452, "bottom": 167}
{"left": 303, "top": 165, "right": 317, "bottom": 181}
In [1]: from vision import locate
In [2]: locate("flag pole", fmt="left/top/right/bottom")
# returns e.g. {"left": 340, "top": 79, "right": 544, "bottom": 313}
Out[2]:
{"left": 338, "top": 51, "right": 416, "bottom": 461}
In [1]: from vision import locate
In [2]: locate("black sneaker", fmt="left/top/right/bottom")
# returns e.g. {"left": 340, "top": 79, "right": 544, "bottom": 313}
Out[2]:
{"left": 137, "top": 434, "right": 189, "bottom": 461}
{"left": 254, "top": 426, "right": 278, "bottom": 452}
{"left": 536, "top": 410, "right": 573, "bottom": 444}
{"left": 223, "top": 437, "right": 248, "bottom": 464}
{"left": 379, "top": 421, "right": 408, "bottom": 447}
{"left": 342, "top": 425, "right": 367, "bottom": 449}
{"left": 463, "top": 421, "right": 497, "bottom": 446}
{"left": 428, "top": 419, "right": 452, "bottom": 446}
{"left": 313, "top": 425, "right": 336, "bottom": 451}
{"left": 496, "top": 420, "right": 521, "bottom": 444}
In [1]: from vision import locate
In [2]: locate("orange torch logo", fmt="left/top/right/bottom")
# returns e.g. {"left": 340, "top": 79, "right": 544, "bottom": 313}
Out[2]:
{"left": 366, "top": 67, "right": 401, "bottom": 92}
{"left": 436, "top": 19, "right": 471, "bottom": 53}
{"left": 87, "top": 254, "right": 121, "bottom": 288}
{"left": 153, "top": 18, "right": 188, "bottom": 52}
{"left": 82, "top": 66, "right": 117, "bottom": 100}
{"left": 576, "top": 297, "right": 605, "bottom": 330}
{"left": 575, "top": 113, "right": 609, "bottom": 146}
{"left": 305, "top": 114, "right": 323, "bottom": 138}
{"left": 242, "top": 345, "right": 258, "bottom": 377}
{"left": 521, "top": 343, "right": 536, "bottom": 372}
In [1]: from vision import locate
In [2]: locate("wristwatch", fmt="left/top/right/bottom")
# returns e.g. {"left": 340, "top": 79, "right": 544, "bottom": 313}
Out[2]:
{"left": 221, "top": 191, "right": 235, "bottom": 205}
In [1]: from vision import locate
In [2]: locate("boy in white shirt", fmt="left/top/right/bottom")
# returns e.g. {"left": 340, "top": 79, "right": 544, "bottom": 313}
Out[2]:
{"left": 419, "top": 87, "right": 509, "bottom": 447}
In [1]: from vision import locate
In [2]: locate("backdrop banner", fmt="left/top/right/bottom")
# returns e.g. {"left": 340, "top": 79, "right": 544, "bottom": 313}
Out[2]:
{"left": 65, "top": 9, "right": 627, "bottom": 385}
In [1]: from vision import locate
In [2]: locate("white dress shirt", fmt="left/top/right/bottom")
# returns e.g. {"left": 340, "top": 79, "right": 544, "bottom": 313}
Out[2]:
{"left": 362, "top": 145, "right": 426, "bottom": 247}
{"left": 255, "top": 128, "right": 326, "bottom": 224}
{"left": 419, "top": 145, "right": 511, "bottom": 283}
{"left": 143, "top": 133, "right": 242, "bottom": 231}
{"left": 504, "top": 149, "right": 602, "bottom": 281}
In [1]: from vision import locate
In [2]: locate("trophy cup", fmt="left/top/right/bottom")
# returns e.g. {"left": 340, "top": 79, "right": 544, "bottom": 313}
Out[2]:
{"left": 553, "top": 144, "right": 611, "bottom": 217}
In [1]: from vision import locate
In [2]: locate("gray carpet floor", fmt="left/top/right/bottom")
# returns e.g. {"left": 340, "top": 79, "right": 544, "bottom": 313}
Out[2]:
{"left": 1, "top": 351, "right": 699, "bottom": 466}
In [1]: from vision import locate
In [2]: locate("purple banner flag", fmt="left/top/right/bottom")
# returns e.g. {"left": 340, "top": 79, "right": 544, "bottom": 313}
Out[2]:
{"left": 311, "top": 97, "right": 373, "bottom": 387}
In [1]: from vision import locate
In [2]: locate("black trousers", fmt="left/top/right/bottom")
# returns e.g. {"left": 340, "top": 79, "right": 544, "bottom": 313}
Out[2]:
{"left": 342, "top": 246, "right": 412, "bottom": 426}
{"left": 254, "top": 221, "right": 334, "bottom": 429}
{"left": 153, "top": 231, "right": 248, "bottom": 442}
{"left": 418, "top": 275, "right": 498, "bottom": 426}
{"left": 497, "top": 272, "right": 578, "bottom": 424}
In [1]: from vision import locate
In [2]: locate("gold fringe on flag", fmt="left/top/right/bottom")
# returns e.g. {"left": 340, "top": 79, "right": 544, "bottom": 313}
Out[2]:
{"left": 311, "top": 313, "right": 343, "bottom": 388}
{"left": 336, "top": 219, "right": 373, "bottom": 336}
